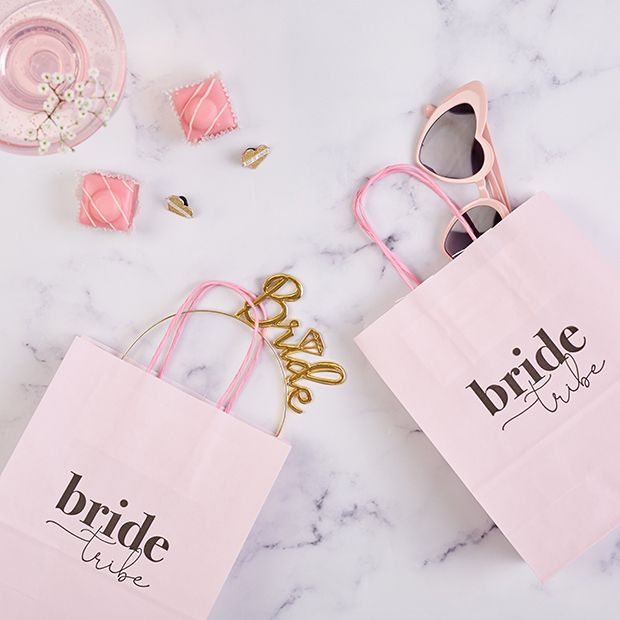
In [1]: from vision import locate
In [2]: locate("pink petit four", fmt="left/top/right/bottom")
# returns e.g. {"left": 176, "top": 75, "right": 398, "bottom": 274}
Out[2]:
{"left": 170, "top": 76, "right": 238, "bottom": 144}
{"left": 79, "top": 172, "right": 140, "bottom": 232}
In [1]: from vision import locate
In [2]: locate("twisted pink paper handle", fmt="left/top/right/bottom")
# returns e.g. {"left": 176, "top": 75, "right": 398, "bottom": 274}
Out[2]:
{"left": 147, "top": 281, "right": 265, "bottom": 413}
{"left": 353, "top": 164, "right": 477, "bottom": 289}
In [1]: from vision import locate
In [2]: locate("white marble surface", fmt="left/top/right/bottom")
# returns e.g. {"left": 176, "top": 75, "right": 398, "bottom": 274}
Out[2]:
{"left": 3, "top": 0, "right": 620, "bottom": 617}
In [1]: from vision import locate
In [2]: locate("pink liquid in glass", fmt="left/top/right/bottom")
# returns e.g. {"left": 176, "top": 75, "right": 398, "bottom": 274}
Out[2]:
{"left": 0, "top": 0, "right": 126, "bottom": 155}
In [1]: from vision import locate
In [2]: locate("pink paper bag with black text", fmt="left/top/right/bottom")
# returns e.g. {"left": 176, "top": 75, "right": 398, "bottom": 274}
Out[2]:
{"left": 0, "top": 282, "right": 290, "bottom": 619}
{"left": 356, "top": 192, "right": 620, "bottom": 580}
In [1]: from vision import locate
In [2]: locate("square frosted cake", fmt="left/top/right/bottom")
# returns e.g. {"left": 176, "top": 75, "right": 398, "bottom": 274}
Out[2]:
{"left": 170, "top": 76, "right": 238, "bottom": 143}
{"left": 79, "top": 172, "right": 140, "bottom": 232}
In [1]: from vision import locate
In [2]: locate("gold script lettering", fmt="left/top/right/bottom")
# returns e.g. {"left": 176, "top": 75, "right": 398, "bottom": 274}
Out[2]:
{"left": 236, "top": 274, "right": 345, "bottom": 413}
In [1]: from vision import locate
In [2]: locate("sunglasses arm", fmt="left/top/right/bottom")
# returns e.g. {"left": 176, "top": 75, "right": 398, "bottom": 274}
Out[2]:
{"left": 477, "top": 180, "right": 490, "bottom": 200}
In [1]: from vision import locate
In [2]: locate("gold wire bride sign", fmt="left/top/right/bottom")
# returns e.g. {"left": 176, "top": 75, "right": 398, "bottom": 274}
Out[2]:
{"left": 235, "top": 274, "right": 346, "bottom": 414}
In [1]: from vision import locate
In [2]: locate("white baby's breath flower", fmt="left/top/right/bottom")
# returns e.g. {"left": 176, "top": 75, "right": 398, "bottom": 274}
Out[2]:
{"left": 25, "top": 128, "right": 36, "bottom": 140}
{"left": 100, "top": 107, "right": 112, "bottom": 122}
{"left": 75, "top": 81, "right": 85, "bottom": 93}
{"left": 43, "top": 99, "right": 55, "bottom": 113}
{"left": 88, "top": 67, "right": 100, "bottom": 79}
{"left": 62, "top": 129, "right": 76, "bottom": 141}
{"left": 65, "top": 74, "right": 75, "bottom": 84}
{"left": 58, "top": 143, "right": 69, "bottom": 153}
{"left": 37, "top": 82, "right": 50, "bottom": 94}
{"left": 106, "top": 91, "right": 118, "bottom": 102}
{"left": 78, "top": 108, "right": 89, "bottom": 118}
{"left": 52, "top": 72, "right": 64, "bottom": 85}
{"left": 52, "top": 112, "right": 62, "bottom": 123}
{"left": 76, "top": 96, "right": 91, "bottom": 110}
{"left": 40, "top": 72, "right": 51, "bottom": 83}
{"left": 63, "top": 89, "right": 75, "bottom": 102}
{"left": 38, "top": 138, "right": 50, "bottom": 154}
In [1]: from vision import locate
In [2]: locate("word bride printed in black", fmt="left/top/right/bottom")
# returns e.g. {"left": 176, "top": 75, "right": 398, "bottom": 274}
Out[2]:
{"left": 466, "top": 324, "right": 606, "bottom": 430}
{"left": 46, "top": 472, "right": 170, "bottom": 588}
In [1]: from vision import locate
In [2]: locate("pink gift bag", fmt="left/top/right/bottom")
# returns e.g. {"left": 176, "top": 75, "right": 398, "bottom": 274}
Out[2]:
{"left": 0, "top": 281, "right": 290, "bottom": 619}
{"left": 355, "top": 189, "right": 620, "bottom": 580}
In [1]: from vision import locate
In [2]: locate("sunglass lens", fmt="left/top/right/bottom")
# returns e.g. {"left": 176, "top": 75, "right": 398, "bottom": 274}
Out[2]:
{"left": 419, "top": 103, "right": 484, "bottom": 179}
{"left": 444, "top": 205, "right": 503, "bottom": 258}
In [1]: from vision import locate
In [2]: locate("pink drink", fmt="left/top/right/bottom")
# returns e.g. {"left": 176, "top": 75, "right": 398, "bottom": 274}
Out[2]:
{"left": 0, "top": 0, "right": 126, "bottom": 155}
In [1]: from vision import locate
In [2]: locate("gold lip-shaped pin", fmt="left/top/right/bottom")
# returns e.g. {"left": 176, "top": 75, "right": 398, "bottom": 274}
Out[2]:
{"left": 241, "top": 145, "right": 271, "bottom": 169}
{"left": 166, "top": 195, "right": 193, "bottom": 218}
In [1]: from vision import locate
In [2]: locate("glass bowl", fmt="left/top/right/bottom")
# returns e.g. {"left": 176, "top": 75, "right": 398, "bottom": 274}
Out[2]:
{"left": 0, "top": 0, "right": 126, "bottom": 155}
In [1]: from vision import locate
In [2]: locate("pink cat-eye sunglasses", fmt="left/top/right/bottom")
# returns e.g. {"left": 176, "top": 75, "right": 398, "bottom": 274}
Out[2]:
{"left": 353, "top": 81, "right": 512, "bottom": 284}
{"left": 415, "top": 80, "right": 511, "bottom": 258}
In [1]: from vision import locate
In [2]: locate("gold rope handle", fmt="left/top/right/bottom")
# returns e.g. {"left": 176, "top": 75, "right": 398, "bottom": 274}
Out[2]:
{"left": 122, "top": 309, "right": 289, "bottom": 437}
